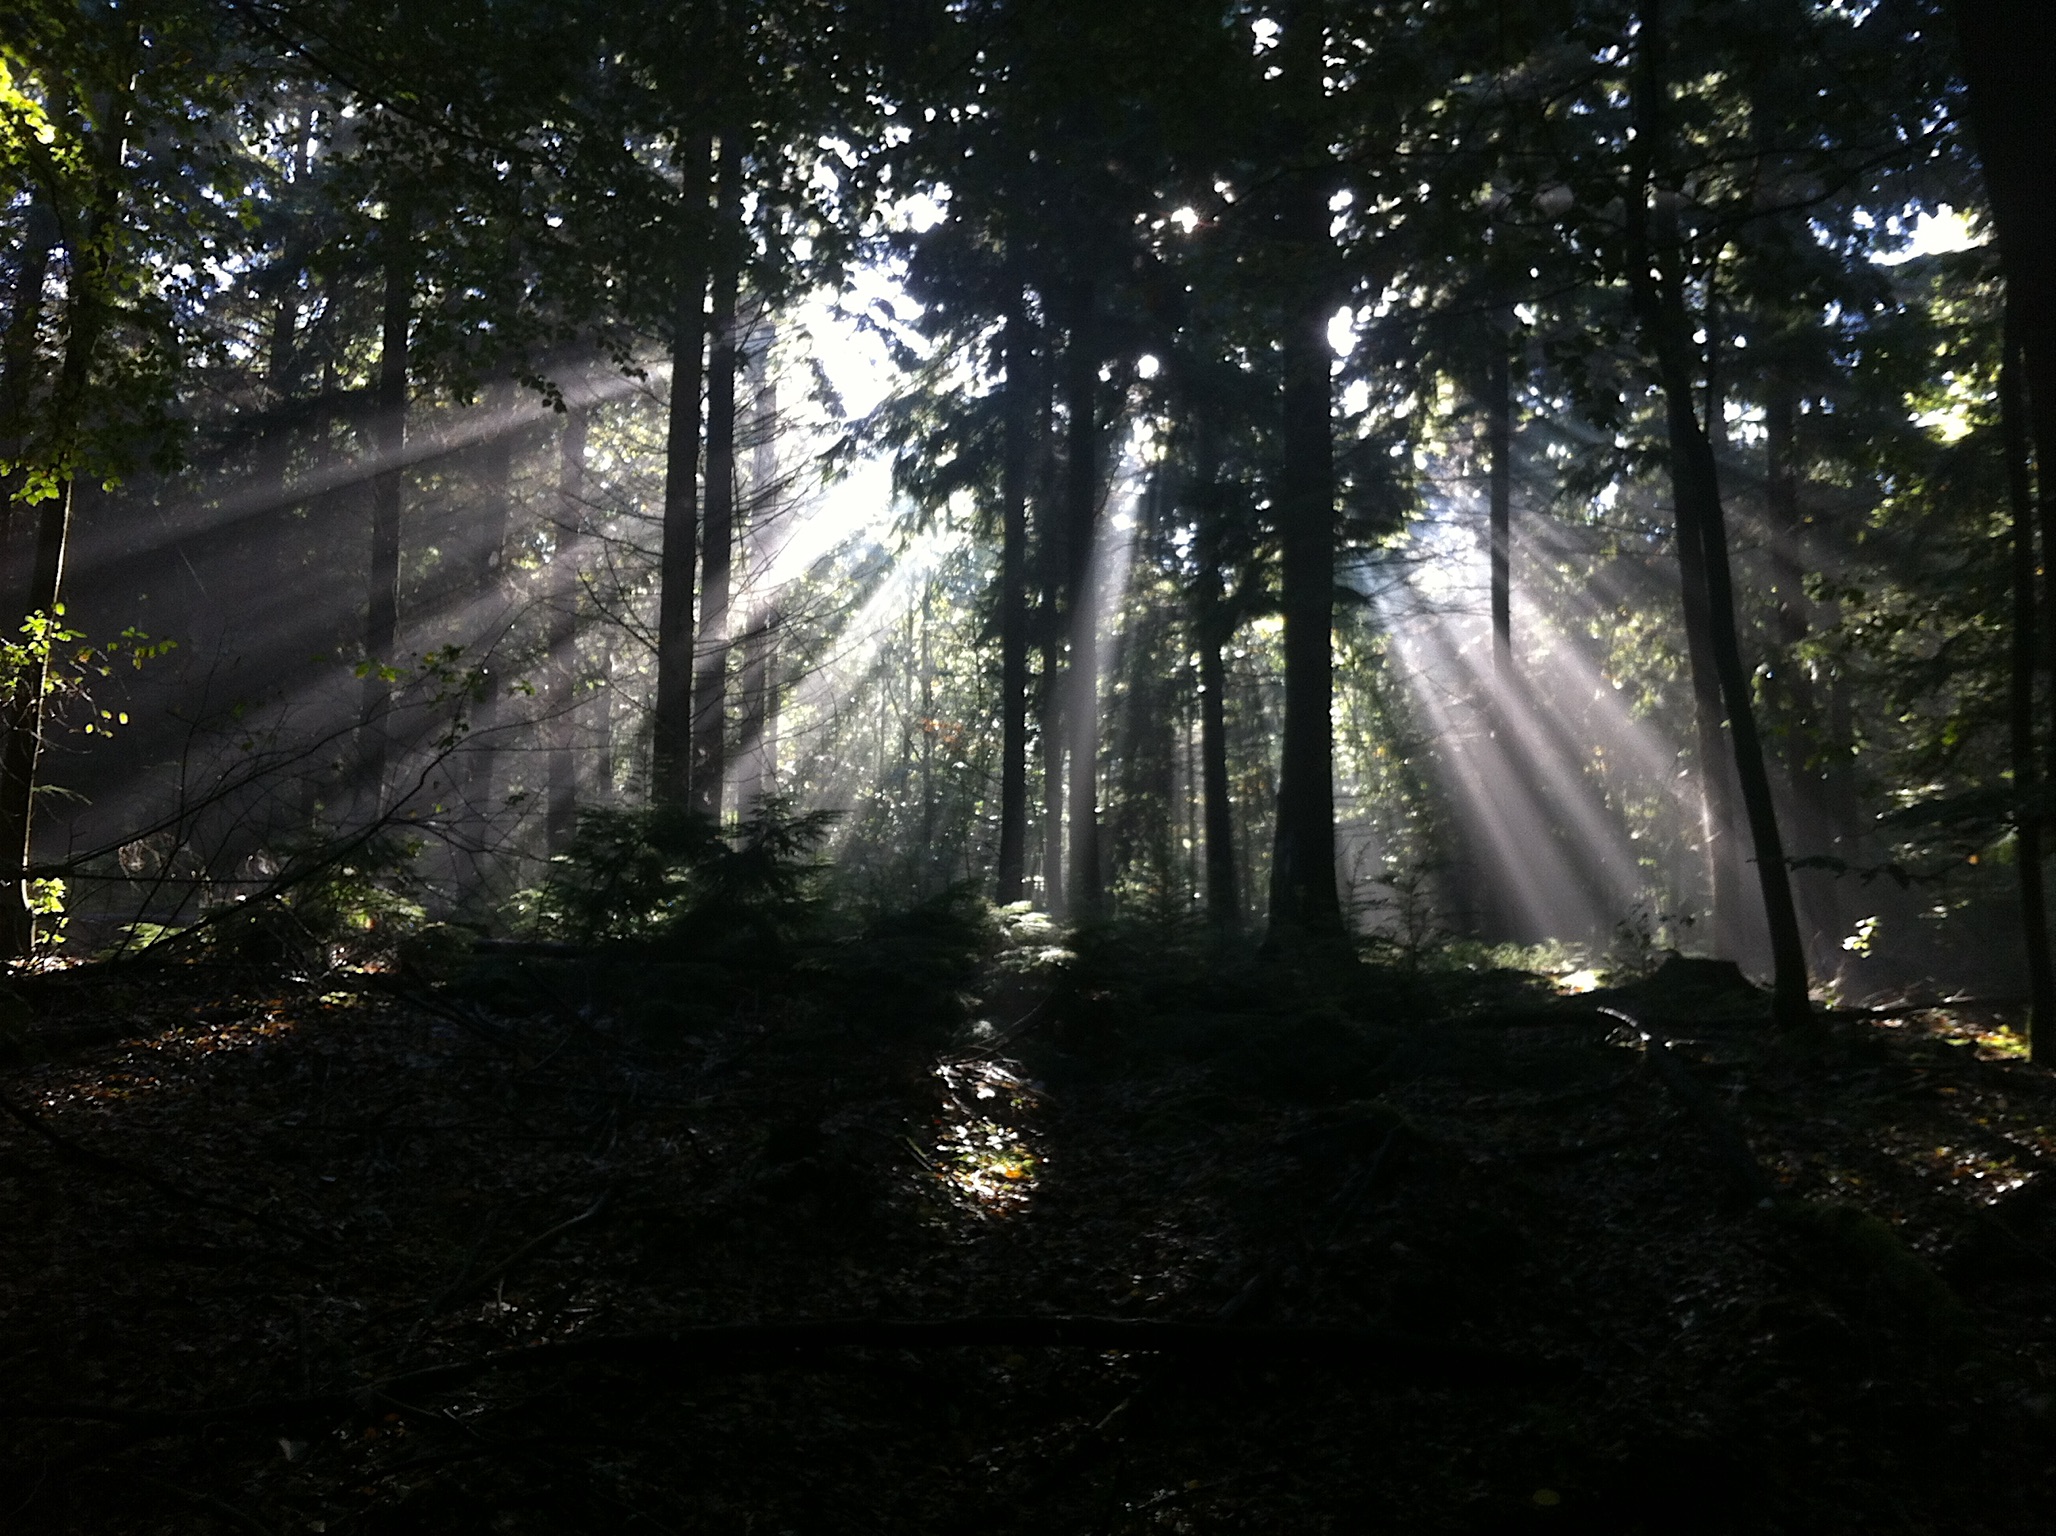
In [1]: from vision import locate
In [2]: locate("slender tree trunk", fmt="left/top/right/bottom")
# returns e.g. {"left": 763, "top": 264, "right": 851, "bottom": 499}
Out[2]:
{"left": 0, "top": 200, "right": 58, "bottom": 493}
{"left": 691, "top": 138, "right": 742, "bottom": 822}
{"left": 1676, "top": 433, "right": 1744, "bottom": 949}
{"left": 919, "top": 576, "right": 937, "bottom": 878}
{"left": 1628, "top": 1, "right": 1811, "bottom": 1026}
{"left": 0, "top": 478, "right": 74, "bottom": 957}
{"left": 218, "top": 289, "right": 295, "bottom": 897}
{"left": 1182, "top": 687, "right": 1201, "bottom": 906}
{"left": 736, "top": 325, "right": 779, "bottom": 817}
{"left": 1951, "top": 0, "right": 2056, "bottom": 1059}
{"left": 1040, "top": 648, "right": 1065, "bottom": 914}
{"left": 464, "top": 380, "right": 516, "bottom": 823}
{"left": 1061, "top": 281, "right": 1102, "bottom": 912}
{"left": 0, "top": 185, "right": 110, "bottom": 956}
{"left": 1487, "top": 331, "right": 1513, "bottom": 674}
{"left": 1763, "top": 385, "right": 1815, "bottom": 733}
{"left": 253, "top": 284, "right": 299, "bottom": 517}
{"left": 360, "top": 210, "right": 412, "bottom": 814}
{"left": 1187, "top": 419, "right": 1240, "bottom": 929}
{"left": 1038, "top": 358, "right": 1066, "bottom": 916}
{"left": 1695, "top": 281, "right": 1747, "bottom": 950}
{"left": 2003, "top": 313, "right": 2056, "bottom": 1044}
{"left": 1199, "top": 617, "right": 1237, "bottom": 929}
{"left": 0, "top": 201, "right": 58, "bottom": 643}
{"left": 1266, "top": 162, "right": 1344, "bottom": 944}
{"left": 996, "top": 291, "right": 1032, "bottom": 903}
{"left": 1763, "top": 379, "right": 1843, "bottom": 955}
{"left": 596, "top": 626, "right": 620, "bottom": 806}
{"left": 652, "top": 134, "right": 711, "bottom": 808}
{"left": 546, "top": 400, "right": 589, "bottom": 853}
{"left": 736, "top": 615, "right": 774, "bottom": 813}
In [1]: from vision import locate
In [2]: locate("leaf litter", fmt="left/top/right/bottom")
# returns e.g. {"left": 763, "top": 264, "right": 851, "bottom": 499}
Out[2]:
{"left": 0, "top": 936, "right": 2050, "bottom": 1533}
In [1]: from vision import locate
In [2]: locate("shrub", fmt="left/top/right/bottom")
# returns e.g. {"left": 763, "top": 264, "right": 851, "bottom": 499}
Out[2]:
{"left": 526, "top": 797, "right": 837, "bottom": 962}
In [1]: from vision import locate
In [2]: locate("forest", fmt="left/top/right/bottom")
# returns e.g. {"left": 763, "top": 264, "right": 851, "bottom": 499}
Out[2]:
{"left": 2, "top": 0, "right": 2054, "bottom": 1530}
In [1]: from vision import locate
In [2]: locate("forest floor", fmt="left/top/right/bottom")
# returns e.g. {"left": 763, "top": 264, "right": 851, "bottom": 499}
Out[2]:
{"left": 1, "top": 914, "right": 2053, "bottom": 1535}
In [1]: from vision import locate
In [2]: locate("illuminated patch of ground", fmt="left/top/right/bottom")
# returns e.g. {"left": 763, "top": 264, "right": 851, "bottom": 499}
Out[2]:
{"left": 25, "top": 1004, "right": 299, "bottom": 1110}
{"left": 931, "top": 1057, "right": 1044, "bottom": 1214}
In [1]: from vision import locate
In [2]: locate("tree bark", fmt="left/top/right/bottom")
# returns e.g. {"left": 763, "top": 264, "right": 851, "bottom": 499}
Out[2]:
{"left": 691, "top": 138, "right": 742, "bottom": 822}
{"left": 0, "top": 477, "right": 73, "bottom": 958}
{"left": 2003, "top": 313, "right": 2056, "bottom": 1047}
{"left": 1694, "top": 280, "right": 1746, "bottom": 948}
{"left": 463, "top": 379, "right": 516, "bottom": 824}
{"left": 1188, "top": 421, "right": 1239, "bottom": 930}
{"left": 359, "top": 209, "right": 411, "bottom": 814}
{"left": 546, "top": 400, "right": 589, "bottom": 853}
{"left": 1040, "top": 649, "right": 1065, "bottom": 914}
{"left": 652, "top": 134, "right": 711, "bottom": 809}
{"left": 1061, "top": 281, "right": 1102, "bottom": 913}
{"left": 996, "top": 291, "right": 1032, "bottom": 903}
{"left": 0, "top": 200, "right": 57, "bottom": 480}
{"left": 1762, "top": 379, "right": 1846, "bottom": 955}
{"left": 1039, "top": 360, "right": 1066, "bottom": 915}
{"left": 0, "top": 200, "right": 58, "bottom": 649}
{"left": 1628, "top": 1, "right": 1811, "bottom": 1027}
{"left": 736, "top": 323, "right": 779, "bottom": 816}
{"left": 0, "top": 187, "right": 110, "bottom": 956}
{"left": 1762, "top": 385, "right": 1814, "bottom": 733}
{"left": 1199, "top": 618, "right": 1237, "bottom": 929}
{"left": 1487, "top": 330, "right": 1513, "bottom": 674}
{"left": 1265, "top": 163, "right": 1344, "bottom": 944}
{"left": 1951, "top": 0, "right": 2056, "bottom": 1060}
{"left": 1675, "top": 390, "right": 1744, "bottom": 952}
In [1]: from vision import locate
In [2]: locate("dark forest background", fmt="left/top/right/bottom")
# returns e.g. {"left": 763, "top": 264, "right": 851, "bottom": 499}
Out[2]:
{"left": 3, "top": 0, "right": 2055, "bottom": 1037}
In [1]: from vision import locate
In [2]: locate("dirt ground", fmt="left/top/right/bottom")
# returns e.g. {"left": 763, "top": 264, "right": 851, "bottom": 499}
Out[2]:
{"left": 1, "top": 932, "right": 2052, "bottom": 1534}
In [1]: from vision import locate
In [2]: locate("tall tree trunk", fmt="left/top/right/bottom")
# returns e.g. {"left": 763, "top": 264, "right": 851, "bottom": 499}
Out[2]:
{"left": 0, "top": 200, "right": 58, "bottom": 501}
{"left": 0, "top": 200, "right": 58, "bottom": 639}
{"left": 1677, "top": 419, "right": 1744, "bottom": 950}
{"left": 1762, "top": 378, "right": 1843, "bottom": 955}
{"left": 1487, "top": 329, "right": 1513, "bottom": 674}
{"left": 596, "top": 625, "right": 620, "bottom": 807}
{"left": 736, "top": 615, "right": 775, "bottom": 813}
{"left": 1040, "top": 646, "right": 1065, "bottom": 914}
{"left": 464, "top": 380, "right": 516, "bottom": 823}
{"left": 546, "top": 400, "right": 589, "bottom": 853}
{"left": 736, "top": 324, "right": 778, "bottom": 816}
{"left": 691, "top": 138, "right": 742, "bottom": 822}
{"left": 1187, "top": 420, "right": 1239, "bottom": 929}
{"left": 2003, "top": 313, "right": 2056, "bottom": 1045}
{"left": 919, "top": 576, "right": 937, "bottom": 878}
{"left": 1038, "top": 358, "right": 1066, "bottom": 916}
{"left": 1696, "top": 282, "right": 1748, "bottom": 947}
{"left": 0, "top": 478, "right": 74, "bottom": 957}
{"left": 1265, "top": 165, "right": 1344, "bottom": 944}
{"left": 1952, "top": 0, "right": 2056, "bottom": 1062}
{"left": 1061, "top": 281, "right": 1102, "bottom": 912}
{"left": 652, "top": 134, "right": 711, "bottom": 808}
{"left": 0, "top": 189, "right": 110, "bottom": 957}
{"left": 1763, "top": 384, "right": 1815, "bottom": 735}
{"left": 1199, "top": 616, "right": 1237, "bottom": 929}
{"left": 360, "top": 210, "right": 412, "bottom": 814}
{"left": 1628, "top": 1, "right": 1811, "bottom": 1027}
{"left": 996, "top": 291, "right": 1032, "bottom": 902}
